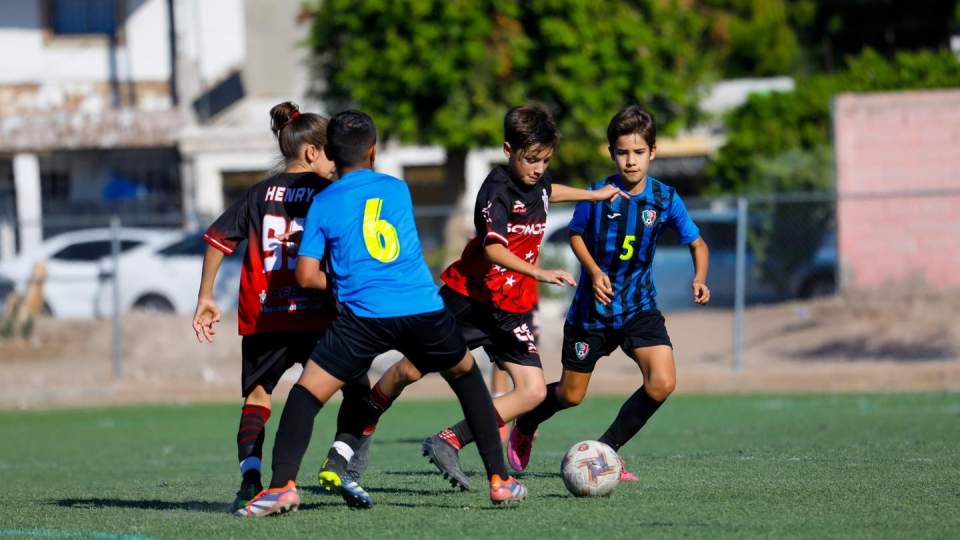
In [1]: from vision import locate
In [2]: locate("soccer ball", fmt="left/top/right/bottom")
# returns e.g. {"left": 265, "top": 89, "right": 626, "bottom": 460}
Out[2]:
{"left": 561, "top": 440, "right": 622, "bottom": 497}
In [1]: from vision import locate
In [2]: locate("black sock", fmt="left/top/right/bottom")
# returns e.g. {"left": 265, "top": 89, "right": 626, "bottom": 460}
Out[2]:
{"left": 597, "top": 386, "right": 664, "bottom": 451}
{"left": 449, "top": 418, "right": 474, "bottom": 447}
{"left": 269, "top": 384, "right": 324, "bottom": 488}
{"left": 337, "top": 381, "right": 373, "bottom": 439}
{"left": 516, "top": 382, "right": 567, "bottom": 434}
{"left": 446, "top": 363, "right": 508, "bottom": 479}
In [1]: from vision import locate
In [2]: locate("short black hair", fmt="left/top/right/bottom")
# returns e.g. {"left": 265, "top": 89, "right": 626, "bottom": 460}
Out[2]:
{"left": 504, "top": 105, "right": 560, "bottom": 153}
{"left": 607, "top": 105, "right": 656, "bottom": 149}
{"left": 325, "top": 110, "right": 377, "bottom": 168}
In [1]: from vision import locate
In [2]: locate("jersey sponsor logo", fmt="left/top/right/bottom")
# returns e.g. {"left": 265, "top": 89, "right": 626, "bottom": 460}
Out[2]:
{"left": 264, "top": 185, "right": 317, "bottom": 203}
{"left": 507, "top": 222, "right": 547, "bottom": 235}
{"left": 574, "top": 341, "right": 590, "bottom": 360}
{"left": 641, "top": 209, "right": 658, "bottom": 226}
{"left": 512, "top": 200, "right": 527, "bottom": 213}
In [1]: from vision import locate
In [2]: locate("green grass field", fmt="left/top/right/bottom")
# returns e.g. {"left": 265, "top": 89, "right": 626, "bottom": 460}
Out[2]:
{"left": 2, "top": 392, "right": 959, "bottom": 539}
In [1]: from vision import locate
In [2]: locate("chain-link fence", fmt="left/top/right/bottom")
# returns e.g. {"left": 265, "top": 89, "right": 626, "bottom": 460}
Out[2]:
{"left": 2, "top": 187, "right": 958, "bottom": 380}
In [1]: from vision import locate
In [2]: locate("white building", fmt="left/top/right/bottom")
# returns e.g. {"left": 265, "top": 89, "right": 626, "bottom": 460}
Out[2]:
{"left": 0, "top": 0, "right": 474, "bottom": 260}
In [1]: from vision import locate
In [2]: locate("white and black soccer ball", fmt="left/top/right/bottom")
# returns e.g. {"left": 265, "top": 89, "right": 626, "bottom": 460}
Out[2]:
{"left": 561, "top": 440, "right": 622, "bottom": 497}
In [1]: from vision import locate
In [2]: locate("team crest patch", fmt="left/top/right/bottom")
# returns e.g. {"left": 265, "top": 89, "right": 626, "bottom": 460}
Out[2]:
{"left": 574, "top": 342, "right": 590, "bottom": 360}
{"left": 641, "top": 209, "right": 658, "bottom": 226}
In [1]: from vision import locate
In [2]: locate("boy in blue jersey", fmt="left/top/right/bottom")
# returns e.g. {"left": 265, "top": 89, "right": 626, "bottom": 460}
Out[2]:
{"left": 236, "top": 111, "right": 526, "bottom": 517}
{"left": 511, "top": 105, "right": 711, "bottom": 478}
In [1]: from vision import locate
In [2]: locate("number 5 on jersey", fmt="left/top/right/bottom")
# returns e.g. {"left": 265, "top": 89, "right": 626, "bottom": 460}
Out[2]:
{"left": 620, "top": 235, "right": 636, "bottom": 260}
{"left": 363, "top": 198, "right": 400, "bottom": 263}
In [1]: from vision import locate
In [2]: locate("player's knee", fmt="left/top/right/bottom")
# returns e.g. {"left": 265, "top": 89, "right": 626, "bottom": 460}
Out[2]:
{"left": 396, "top": 360, "right": 423, "bottom": 384}
{"left": 557, "top": 386, "right": 585, "bottom": 408}
{"left": 246, "top": 385, "right": 271, "bottom": 406}
{"left": 521, "top": 383, "right": 548, "bottom": 408}
{"left": 646, "top": 374, "right": 675, "bottom": 401}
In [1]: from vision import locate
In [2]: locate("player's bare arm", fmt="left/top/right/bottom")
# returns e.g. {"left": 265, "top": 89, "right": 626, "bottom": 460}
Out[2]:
{"left": 550, "top": 183, "right": 627, "bottom": 203}
{"left": 483, "top": 242, "right": 576, "bottom": 287}
{"left": 688, "top": 236, "right": 710, "bottom": 304}
{"left": 570, "top": 233, "right": 613, "bottom": 305}
{"left": 193, "top": 244, "right": 225, "bottom": 343}
{"left": 294, "top": 255, "right": 328, "bottom": 290}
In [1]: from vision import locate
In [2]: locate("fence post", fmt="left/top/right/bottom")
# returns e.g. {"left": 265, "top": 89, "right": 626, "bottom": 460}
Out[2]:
{"left": 733, "top": 196, "right": 748, "bottom": 372}
{"left": 110, "top": 215, "right": 122, "bottom": 381}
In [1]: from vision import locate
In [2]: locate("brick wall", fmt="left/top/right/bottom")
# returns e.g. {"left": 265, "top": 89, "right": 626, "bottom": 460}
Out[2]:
{"left": 833, "top": 89, "right": 960, "bottom": 290}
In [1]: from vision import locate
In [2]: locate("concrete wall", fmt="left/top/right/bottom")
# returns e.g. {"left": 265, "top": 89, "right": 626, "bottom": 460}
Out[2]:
{"left": 0, "top": 0, "right": 172, "bottom": 113}
{"left": 833, "top": 89, "right": 960, "bottom": 290}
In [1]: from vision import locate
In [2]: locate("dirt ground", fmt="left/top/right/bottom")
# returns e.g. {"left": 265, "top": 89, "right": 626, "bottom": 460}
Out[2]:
{"left": 2, "top": 292, "right": 958, "bottom": 409}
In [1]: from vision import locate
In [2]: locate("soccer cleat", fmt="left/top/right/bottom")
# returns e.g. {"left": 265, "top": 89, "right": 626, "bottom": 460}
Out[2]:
{"left": 489, "top": 474, "right": 527, "bottom": 505}
{"left": 421, "top": 434, "right": 471, "bottom": 491}
{"left": 319, "top": 462, "right": 374, "bottom": 509}
{"left": 618, "top": 456, "right": 639, "bottom": 482}
{"left": 233, "top": 481, "right": 299, "bottom": 517}
{"left": 507, "top": 424, "right": 535, "bottom": 472}
{"left": 230, "top": 477, "right": 263, "bottom": 513}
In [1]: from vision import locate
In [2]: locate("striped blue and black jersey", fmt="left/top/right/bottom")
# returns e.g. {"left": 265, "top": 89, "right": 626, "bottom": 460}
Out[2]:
{"left": 566, "top": 175, "right": 700, "bottom": 330}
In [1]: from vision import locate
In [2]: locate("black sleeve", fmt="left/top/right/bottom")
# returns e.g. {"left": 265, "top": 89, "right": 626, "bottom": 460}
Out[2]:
{"left": 203, "top": 191, "right": 253, "bottom": 255}
{"left": 476, "top": 188, "right": 510, "bottom": 246}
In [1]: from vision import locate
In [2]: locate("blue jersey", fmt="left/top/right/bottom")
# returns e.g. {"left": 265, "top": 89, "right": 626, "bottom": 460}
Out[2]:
{"left": 299, "top": 169, "right": 444, "bottom": 318}
{"left": 566, "top": 176, "right": 700, "bottom": 329}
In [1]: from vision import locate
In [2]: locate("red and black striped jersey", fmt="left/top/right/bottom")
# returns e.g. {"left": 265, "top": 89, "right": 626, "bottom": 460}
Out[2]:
{"left": 203, "top": 172, "right": 336, "bottom": 335}
{"left": 441, "top": 166, "right": 551, "bottom": 313}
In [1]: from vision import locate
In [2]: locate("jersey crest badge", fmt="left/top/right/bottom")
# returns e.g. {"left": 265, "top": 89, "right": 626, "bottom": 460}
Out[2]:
{"left": 512, "top": 200, "right": 527, "bottom": 213}
{"left": 641, "top": 209, "right": 657, "bottom": 226}
{"left": 574, "top": 341, "right": 590, "bottom": 360}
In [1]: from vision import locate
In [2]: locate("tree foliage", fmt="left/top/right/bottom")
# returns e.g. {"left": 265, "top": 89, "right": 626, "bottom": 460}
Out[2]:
{"left": 307, "top": 0, "right": 713, "bottom": 180}
{"left": 708, "top": 49, "right": 960, "bottom": 194}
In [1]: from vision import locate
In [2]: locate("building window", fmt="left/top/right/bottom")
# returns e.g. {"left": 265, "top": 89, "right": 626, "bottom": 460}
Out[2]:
{"left": 49, "top": 0, "right": 118, "bottom": 36}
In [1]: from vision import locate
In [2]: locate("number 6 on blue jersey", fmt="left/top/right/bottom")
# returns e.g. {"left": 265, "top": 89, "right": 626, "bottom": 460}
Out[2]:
{"left": 363, "top": 198, "right": 400, "bottom": 262}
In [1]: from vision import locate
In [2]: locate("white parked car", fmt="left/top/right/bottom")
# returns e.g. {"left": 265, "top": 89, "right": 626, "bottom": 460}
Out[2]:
{"left": 94, "top": 232, "right": 242, "bottom": 316}
{"left": 0, "top": 228, "right": 178, "bottom": 318}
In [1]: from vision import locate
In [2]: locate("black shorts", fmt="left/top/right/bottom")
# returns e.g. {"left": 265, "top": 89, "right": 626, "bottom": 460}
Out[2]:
{"left": 241, "top": 331, "right": 320, "bottom": 397}
{"left": 309, "top": 306, "right": 467, "bottom": 383}
{"left": 561, "top": 310, "right": 672, "bottom": 374}
{"left": 441, "top": 286, "right": 540, "bottom": 368}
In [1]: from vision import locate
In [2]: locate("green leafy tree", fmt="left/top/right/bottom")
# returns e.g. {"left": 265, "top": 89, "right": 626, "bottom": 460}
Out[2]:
{"left": 307, "top": 0, "right": 713, "bottom": 182}
{"left": 708, "top": 48, "right": 960, "bottom": 194}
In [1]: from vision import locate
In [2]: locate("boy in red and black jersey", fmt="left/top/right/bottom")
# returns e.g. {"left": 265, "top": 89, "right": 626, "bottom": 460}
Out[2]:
{"left": 350, "top": 105, "right": 625, "bottom": 490}
{"left": 193, "top": 102, "right": 368, "bottom": 512}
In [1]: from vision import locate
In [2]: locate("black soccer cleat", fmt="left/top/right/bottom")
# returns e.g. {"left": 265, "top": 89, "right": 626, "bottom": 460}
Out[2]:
{"left": 230, "top": 475, "right": 263, "bottom": 513}
{"left": 421, "top": 434, "right": 471, "bottom": 491}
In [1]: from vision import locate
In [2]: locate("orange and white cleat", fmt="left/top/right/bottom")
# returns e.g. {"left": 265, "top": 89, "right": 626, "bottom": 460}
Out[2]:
{"left": 489, "top": 474, "right": 527, "bottom": 505}
{"left": 234, "top": 480, "right": 300, "bottom": 517}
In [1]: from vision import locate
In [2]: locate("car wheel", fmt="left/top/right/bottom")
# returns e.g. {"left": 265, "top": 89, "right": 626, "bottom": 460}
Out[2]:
{"left": 133, "top": 294, "right": 175, "bottom": 313}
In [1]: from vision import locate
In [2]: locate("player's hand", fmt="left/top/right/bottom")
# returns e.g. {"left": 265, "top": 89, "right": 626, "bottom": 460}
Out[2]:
{"left": 592, "top": 272, "right": 614, "bottom": 306}
{"left": 593, "top": 184, "right": 630, "bottom": 203}
{"left": 534, "top": 268, "right": 577, "bottom": 287}
{"left": 192, "top": 296, "right": 222, "bottom": 343}
{"left": 692, "top": 281, "right": 710, "bottom": 305}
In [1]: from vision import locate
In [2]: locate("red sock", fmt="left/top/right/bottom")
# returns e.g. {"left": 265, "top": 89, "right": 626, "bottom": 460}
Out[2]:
{"left": 238, "top": 404, "right": 271, "bottom": 463}
{"left": 438, "top": 428, "right": 463, "bottom": 450}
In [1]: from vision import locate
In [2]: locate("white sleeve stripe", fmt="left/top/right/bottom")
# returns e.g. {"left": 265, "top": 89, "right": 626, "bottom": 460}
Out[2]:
{"left": 484, "top": 232, "right": 509, "bottom": 246}
{"left": 203, "top": 234, "right": 234, "bottom": 255}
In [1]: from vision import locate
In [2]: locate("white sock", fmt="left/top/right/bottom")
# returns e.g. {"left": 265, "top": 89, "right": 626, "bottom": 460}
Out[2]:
{"left": 332, "top": 441, "right": 354, "bottom": 462}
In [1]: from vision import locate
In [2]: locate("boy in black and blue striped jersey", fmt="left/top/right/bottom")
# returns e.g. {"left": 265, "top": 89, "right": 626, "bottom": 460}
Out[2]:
{"left": 510, "top": 106, "right": 711, "bottom": 479}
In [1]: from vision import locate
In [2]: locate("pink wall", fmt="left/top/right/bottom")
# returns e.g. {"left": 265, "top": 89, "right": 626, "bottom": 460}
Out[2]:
{"left": 833, "top": 89, "right": 960, "bottom": 290}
